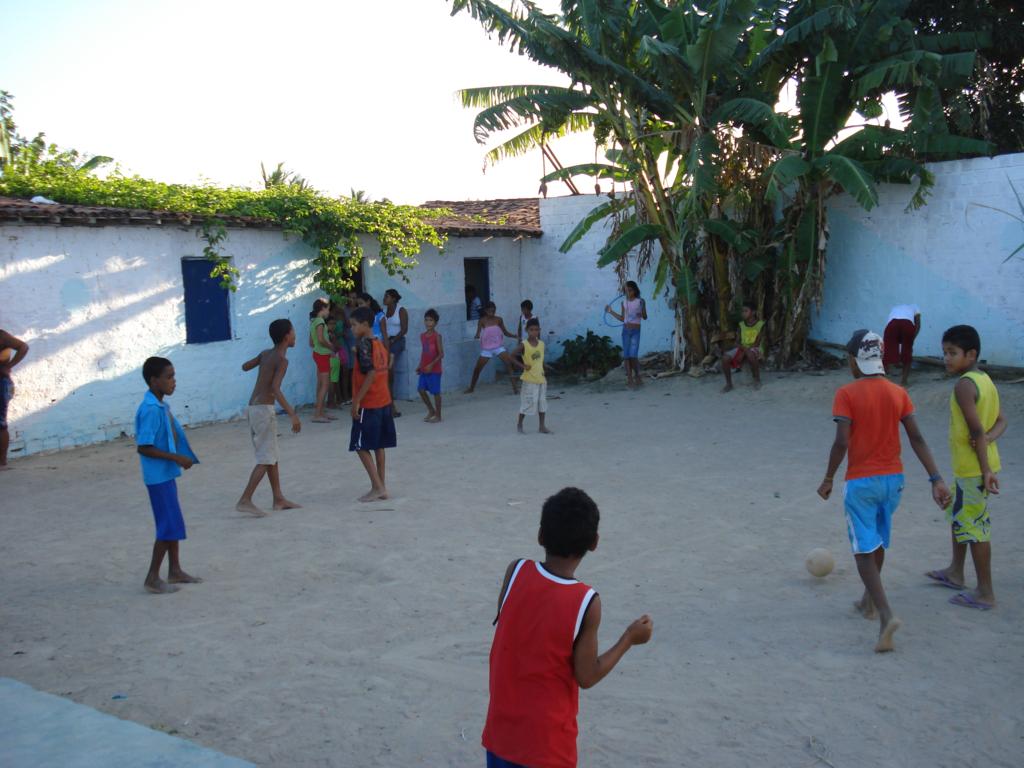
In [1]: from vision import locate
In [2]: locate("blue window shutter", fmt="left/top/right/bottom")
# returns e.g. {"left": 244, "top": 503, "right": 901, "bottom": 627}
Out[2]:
{"left": 182, "top": 259, "right": 231, "bottom": 344}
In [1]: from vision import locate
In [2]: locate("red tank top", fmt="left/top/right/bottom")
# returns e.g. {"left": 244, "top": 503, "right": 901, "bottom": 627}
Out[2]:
{"left": 482, "top": 560, "right": 596, "bottom": 768}
{"left": 419, "top": 331, "right": 442, "bottom": 373}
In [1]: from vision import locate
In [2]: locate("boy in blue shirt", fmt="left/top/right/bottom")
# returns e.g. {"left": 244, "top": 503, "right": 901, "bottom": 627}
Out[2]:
{"left": 135, "top": 356, "right": 202, "bottom": 594}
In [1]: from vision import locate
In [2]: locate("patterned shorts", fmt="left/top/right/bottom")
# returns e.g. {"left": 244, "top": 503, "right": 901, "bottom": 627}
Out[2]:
{"left": 947, "top": 476, "right": 991, "bottom": 543}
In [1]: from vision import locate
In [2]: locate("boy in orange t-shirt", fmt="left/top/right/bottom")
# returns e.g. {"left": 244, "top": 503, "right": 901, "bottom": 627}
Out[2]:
{"left": 349, "top": 306, "right": 396, "bottom": 502}
{"left": 817, "top": 330, "right": 950, "bottom": 653}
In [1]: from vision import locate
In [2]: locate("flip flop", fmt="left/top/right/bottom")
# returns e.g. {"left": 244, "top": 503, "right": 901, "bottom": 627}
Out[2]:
{"left": 949, "top": 592, "right": 993, "bottom": 611}
{"left": 926, "top": 570, "right": 965, "bottom": 590}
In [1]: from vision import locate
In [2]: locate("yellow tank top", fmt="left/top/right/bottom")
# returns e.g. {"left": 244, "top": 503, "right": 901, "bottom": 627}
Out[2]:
{"left": 520, "top": 340, "right": 546, "bottom": 384}
{"left": 950, "top": 371, "right": 1001, "bottom": 477}
{"left": 740, "top": 319, "right": 764, "bottom": 349}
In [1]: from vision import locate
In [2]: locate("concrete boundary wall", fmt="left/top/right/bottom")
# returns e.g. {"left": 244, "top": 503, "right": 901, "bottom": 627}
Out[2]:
{"left": 813, "top": 153, "right": 1024, "bottom": 366}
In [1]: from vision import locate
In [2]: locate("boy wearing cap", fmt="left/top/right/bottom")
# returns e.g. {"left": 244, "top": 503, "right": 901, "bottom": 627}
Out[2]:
{"left": 817, "top": 330, "right": 951, "bottom": 652}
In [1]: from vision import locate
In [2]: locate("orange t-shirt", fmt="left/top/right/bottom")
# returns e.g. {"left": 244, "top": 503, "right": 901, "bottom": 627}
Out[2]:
{"left": 832, "top": 377, "right": 914, "bottom": 480}
{"left": 352, "top": 337, "right": 391, "bottom": 409}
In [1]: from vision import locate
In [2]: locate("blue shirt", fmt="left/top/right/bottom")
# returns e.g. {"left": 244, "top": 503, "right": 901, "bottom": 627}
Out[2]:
{"left": 135, "top": 390, "right": 199, "bottom": 486}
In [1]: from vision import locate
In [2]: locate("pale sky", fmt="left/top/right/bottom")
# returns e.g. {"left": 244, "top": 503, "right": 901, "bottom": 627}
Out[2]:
{"left": 0, "top": 0, "right": 595, "bottom": 204}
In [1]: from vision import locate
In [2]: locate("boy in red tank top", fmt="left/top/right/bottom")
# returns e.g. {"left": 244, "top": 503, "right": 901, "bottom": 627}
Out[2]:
{"left": 482, "top": 487, "right": 653, "bottom": 768}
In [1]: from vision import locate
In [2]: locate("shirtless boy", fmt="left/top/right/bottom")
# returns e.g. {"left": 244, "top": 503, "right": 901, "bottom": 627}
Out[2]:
{"left": 236, "top": 319, "right": 302, "bottom": 516}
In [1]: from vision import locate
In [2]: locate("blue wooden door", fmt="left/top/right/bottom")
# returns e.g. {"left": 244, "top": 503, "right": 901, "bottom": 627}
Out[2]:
{"left": 181, "top": 259, "right": 231, "bottom": 344}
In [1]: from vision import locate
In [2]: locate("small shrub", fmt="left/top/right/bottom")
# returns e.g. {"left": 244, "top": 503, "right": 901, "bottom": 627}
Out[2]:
{"left": 556, "top": 330, "right": 622, "bottom": 377}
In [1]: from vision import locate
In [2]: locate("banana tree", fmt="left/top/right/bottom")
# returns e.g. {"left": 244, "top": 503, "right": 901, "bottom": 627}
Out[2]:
{"left": 717, "top": 0, "right": 992, "bottom": 361}
{"left": 452, "top": 0, "right": 777, "bottom": 365}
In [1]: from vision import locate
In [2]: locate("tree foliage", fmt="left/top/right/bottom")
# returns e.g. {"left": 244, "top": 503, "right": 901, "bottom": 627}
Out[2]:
{"left": 906, "top": 0, "right": 1024, "bottom": 155}
{"left": 452, "top": 0, "right": 991, "bottom": 366}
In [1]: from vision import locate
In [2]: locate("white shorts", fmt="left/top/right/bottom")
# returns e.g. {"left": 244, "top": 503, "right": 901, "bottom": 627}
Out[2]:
{"left": 519, "top": 381, "right": 547, "bottom": 415}
{"left": 481, "top": 346, "right": 506, "bottom": 359}
{"left": 247, "top": 405, "right": 279, "bottom": 465}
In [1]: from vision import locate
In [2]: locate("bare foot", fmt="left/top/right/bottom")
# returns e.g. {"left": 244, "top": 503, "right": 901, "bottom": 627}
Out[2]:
{"left": 463, "top": 388, "right": 475, "bottom": 394}
{"left": 426, "top": 415, "right": 441, "bottom": 423}
{"left": 359, "top": 488, "right": 388, "bottom": 502}
{"left": 517, "top": 424, "right": 525, "bottom": 434}
{"left": 236, "top": 500, "right": 268, "bottom": 517}
{"left": 753, "top": 380, "right": 762, "bottom": 390}
{"left": 311, "top": 417, "right": 331, "bottom": 423}
{"left": 168, "top": 571, "right": 203, "bottom": 584}
{"left": 326, "top": 414, "right": 338, "bottom": 420}
{"left": 273, "top": 498, "right": 302, "bottom": 510}
{"left": 539, "top": 426, "right": 553, "bottom": 434}
{"left": 144, "top": 578, "right": 179, "bottom": 594}
{"left": 423, "top": 413, "right": 436, "bottom": 422}
{"left": 721, "top": 384, "right": 734, "bottom": 393}
{"left": 875, "top": 617, "right": 902, "bottom": 653}
{"left": 853, "top": 594, "right": 877, "bottom": 620}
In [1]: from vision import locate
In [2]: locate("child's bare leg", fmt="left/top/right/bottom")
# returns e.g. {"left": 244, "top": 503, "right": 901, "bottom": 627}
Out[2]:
{"left": 928, "top": 528, "right": 967, "bottom": 587}
{"left": 313, "top": 373, "right": 332, "bottom": 421}
{"left": 145, "top": 541, "right": 177, "bottom": 593}
{"left": 0, "top": 427, "right": 9, "bottom": 468}
{"left": 432, "top": 393, "right": 442, "bottom": 421}
{"left": 633, "top": 359, "right": 643, "bottom": 385}
{"left": 464, "top": 357, "right": 488, "bottom": 393}
{"left": 237, "top": 465, "right": 270, "bottom": 516}
{"left": 721, "top": 353, "right": 736, "bottom": 392}
{"left": 375, "top": 449, "right": 387, "bottom": 490}
{"left": 538, "top": 412, "right": 551, "bottom": 434}
{"left": 341, "top": 368, "right": 352, "bottom": 403}
{"left": 268, "top": 464, "right": 301, "bottom": 509}
{"left": 750, "top": 354, "right": 762, "bottom": 389}
{"left": 854, "top": 548, "right": 883, "bottom": 619}
{"left": 967, "top": 541, "right": 995, "bottom": 605}
{"left": 419, "top": 389, "right": 436, "bottom": 419}
{"left": 167, "top": 540, "right": 202, "bottom": 584}
{"left": 356, "top": 450, "right": 386, "bottom": 501}
{"left": 854, "top": 550, "right": 900, "bottom": 652}
{"left": 499, "top": 352, "right": 520, "bottom": 393}
{"left": 517, "top": 414, "right": 525, "bottom": 433}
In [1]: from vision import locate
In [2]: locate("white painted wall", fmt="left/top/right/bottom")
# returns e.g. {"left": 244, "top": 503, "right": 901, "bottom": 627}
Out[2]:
{"left": 813, "top": 153, "right": 1024, "bottom": 366}
{"left": 0, "top": 225, "right": 322, "bottom": 457}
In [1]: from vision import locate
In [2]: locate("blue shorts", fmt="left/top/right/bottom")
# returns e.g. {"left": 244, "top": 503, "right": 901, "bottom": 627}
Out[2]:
{"left": 843, "top": 474, "right": 903, "bottom": 554}
{"left": 0, "top": 375, "right": 12, "bottom": 430}
{"left": 146, "top": 479, "right": 187, "bottom": 541}
{"left": 622, "top": 326, "right": 641, "bottom": 359}
{"left": 486, "top": 752, "right": 527, "bottom": 768}
{"left": 349, "top": 406, "right": 397, "bottom": 452}
{"left": 417, "top": 372, "right": 442, "bottom": 395}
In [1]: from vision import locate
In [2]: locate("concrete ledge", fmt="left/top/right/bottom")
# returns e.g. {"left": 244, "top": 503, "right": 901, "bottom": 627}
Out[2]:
{"left": 0, "top": 678, "right": 254, "bottom": 768}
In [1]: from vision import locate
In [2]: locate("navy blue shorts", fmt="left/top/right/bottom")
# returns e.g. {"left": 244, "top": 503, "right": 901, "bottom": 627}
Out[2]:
{"left": 486, "top": 752, "right": 527, "bottom": 768}
{"left": 349, "top": 406, "right": 397, "bottom": 452}
{"left": 0, "top": 375, "right": 12, "bottom": 430}
{"left": 417, "top": 372, "right": 442, "bottom": 395}
{"left": 147, "top": 479, "right": 187, "bottom": 541}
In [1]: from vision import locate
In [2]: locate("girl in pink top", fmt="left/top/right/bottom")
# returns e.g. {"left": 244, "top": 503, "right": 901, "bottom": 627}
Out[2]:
{"left": 465, "top": 302, "right": 519, "bottom": 395}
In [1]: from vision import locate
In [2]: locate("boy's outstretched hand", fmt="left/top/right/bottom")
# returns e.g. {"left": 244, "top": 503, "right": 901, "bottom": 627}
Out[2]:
{"left": 626, "top": 615, "right": 653, "bottom": 645}
{"left": 817, "top": 478, "right": 833, "bottom": 500}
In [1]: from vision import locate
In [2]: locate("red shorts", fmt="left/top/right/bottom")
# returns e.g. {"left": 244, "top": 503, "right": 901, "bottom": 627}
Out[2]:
{"left": 313, "top": 352, "right": 332, "bottom": 373}
{"left": 883, "top": 319, "right": 915, "bottom": 366}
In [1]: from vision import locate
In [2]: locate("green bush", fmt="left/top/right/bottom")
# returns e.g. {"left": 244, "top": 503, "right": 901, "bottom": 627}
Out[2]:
{"left": 556, "top": 330, "right": 622, "bottom": 377}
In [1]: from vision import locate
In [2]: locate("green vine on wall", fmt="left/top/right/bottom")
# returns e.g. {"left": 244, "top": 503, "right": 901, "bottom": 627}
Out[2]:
{"left": 0, "top": 161, "right": 450, "bottom": 295}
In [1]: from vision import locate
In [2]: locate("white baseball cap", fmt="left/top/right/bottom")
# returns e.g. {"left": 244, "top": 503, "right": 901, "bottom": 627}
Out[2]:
{"left": 846, "top": 329, "right": 885, "bottom": 375}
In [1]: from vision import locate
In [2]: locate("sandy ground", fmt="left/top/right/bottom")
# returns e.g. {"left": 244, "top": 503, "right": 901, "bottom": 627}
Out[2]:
{"left": 1, "top": 366, "right": 1022, "bottom": 767}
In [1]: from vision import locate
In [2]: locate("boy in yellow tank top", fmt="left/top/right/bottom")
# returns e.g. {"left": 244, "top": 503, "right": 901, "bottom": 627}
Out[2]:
{"left": 512, "top": 318, "right": 552, "bottom": 434}
{"left": 926, "top": 325, "right": 1008, "bottom": 610}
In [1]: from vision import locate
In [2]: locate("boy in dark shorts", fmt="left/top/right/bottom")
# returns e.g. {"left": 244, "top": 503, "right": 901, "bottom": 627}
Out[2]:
{"left": 349, "top": 306, "right": 396, "bottom": 502}
{"left": 135, "top": 357, "right": 202, "bottom": 594}
{"left": 817, "top": 330, "right": 950, "bottom": 652}
{"left": 483, "top": 487, "right": 653, "bottom": 768}
{"left": 236, "top": 318, "right": 302, "bottom": 517}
